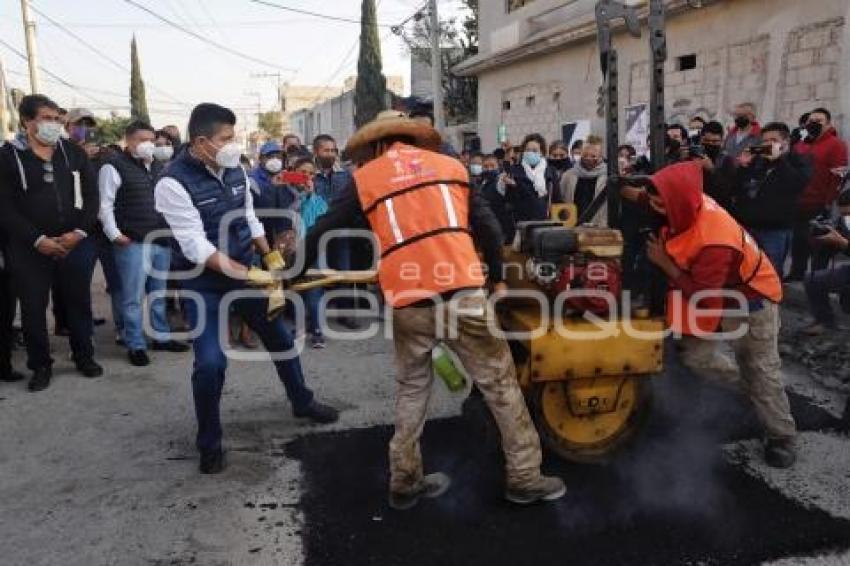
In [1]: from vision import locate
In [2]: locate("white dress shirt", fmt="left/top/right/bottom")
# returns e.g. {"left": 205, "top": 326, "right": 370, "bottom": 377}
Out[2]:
{"left": 154, "top": 165, "right": 265, "bottom": 266}
{"left": 97, "top": 161, "right": 153, "bottom": 242}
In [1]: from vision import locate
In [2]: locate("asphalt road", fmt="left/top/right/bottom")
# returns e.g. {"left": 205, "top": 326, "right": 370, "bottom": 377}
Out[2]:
{"left": 1, "top": 277, "right": 849, "bottom": 565}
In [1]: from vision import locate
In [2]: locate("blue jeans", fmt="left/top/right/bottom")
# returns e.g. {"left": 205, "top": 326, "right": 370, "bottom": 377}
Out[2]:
{"left": 750, "top": 228, "right": 792, "bottom": 278}
{"left": 113, "top": 242, "right": 171, "bottom": 350}
{"left": 184, "top": 290, "right": 314, "bottom": 453}
{"left": 805, "top": 264, "right": 850, "bottom": 326}
{"left": 302, "top": 287, "right": 323, "bottom": 336}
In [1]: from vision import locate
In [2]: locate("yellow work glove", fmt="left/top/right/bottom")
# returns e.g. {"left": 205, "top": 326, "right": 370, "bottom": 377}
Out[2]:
{"left": 263, "top": 250, "right": 286, "bottom": 272}
{"left": 266, "top": 281, "right": 287, "bottom": 320}
{"left": 246, "top": 266, "right": 275, "bottom": 288}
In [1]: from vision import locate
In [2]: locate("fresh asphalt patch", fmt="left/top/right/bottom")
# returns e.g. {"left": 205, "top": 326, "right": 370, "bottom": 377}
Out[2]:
{"left": 286, "top": 365, "right": 850, "bottom": 566}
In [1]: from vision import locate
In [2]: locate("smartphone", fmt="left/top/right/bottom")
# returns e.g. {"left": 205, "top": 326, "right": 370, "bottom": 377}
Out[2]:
{"left": 278, "top": 170, "right": 309, "bottom": 186}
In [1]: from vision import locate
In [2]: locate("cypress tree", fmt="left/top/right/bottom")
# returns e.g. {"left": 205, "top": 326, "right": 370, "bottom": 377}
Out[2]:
{"left": 129, "top": 35, "right": 150, "bottom": 125}
{"left": 354, "top": 0, "right": 387, "bottom": 127}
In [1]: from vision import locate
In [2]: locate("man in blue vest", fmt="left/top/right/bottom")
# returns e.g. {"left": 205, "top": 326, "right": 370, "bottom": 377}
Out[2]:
{"left": 154, "top": 103, "right": 338, "bottom": 474}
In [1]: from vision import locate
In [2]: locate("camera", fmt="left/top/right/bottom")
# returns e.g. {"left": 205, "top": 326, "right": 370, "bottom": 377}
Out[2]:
{"left": 809, "top": 219, "right": 833, "bottom": 237}
{"left": 748, "top": 143, "right": 774, "bottom": 156}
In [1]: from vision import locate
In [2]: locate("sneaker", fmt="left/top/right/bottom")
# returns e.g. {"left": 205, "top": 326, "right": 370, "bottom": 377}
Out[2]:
{"left": 764, "top": 438, "right": 796, "bottom": 468}
{"left": 294, "top": 400, "right": 339, "bottom": 424}
{"left": 115, "top": 335, "right": 126, "bottom": 347}
{"left": 310, "top": 334, "right": 326, "bottom": 349}
{"left": 151, "top": 340, "right": 190, "bottom": 353}
{"left": 505, "top": 475, "right": 567, "bottom": 505}
{"left": 93, "top": 317, "right": 107, "bottom": 327}
{"left": 0, "top": 367, "right": 25, "bottom": 382}
{"left": 75, "top": 358, "right": 104, "bottom": 378}
{"left": 199, "top": 449, "right": 225, "bottom": 474}
{"left": 388, "top": 472, "right": 452, "bottom": 511}
{"left": 27, "top": 367, "right": 52, "bottom": 392}
{"left": 128, "top": 350, "right": 151, "bottom": 367}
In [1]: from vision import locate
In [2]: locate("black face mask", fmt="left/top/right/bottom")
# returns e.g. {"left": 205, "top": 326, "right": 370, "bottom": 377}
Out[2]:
{"left": 703, "top": 144, "right": 722, "bottom": 160}
{"left": 806, "top": 122, "right": 823, "bottom": 141}
{"left": 734, "top": 116, "right": 751, "bottom": 130}
{"left": 549, "top": 158, "right": 570, "bottom": 171}
{"left": 666, "top": 136, "right": 681, "bottom": 154}
{"left": 482, "top": 169, "right": 500, "bottom": 180}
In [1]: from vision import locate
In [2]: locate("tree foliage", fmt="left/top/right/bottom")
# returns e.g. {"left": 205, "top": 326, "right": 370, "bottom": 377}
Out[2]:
{"left": 130, "top": 36, "right": 150, "bottom": 125}
{"left": 399, "top": 0, "right": 478, "bottom": 125}
{"left": 354, "top": 0, "right": 388, "bottom": 128}
{"left": 95, "top": 114, "right": 133, "bottom": 145}
{"left": 258, "top": 111, "right": 283, "bottom": 138}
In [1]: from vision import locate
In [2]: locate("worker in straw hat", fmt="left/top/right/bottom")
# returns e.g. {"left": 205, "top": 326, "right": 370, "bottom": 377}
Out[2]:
{"left": 294, "top": 110, "right": 566, "bottom": 509}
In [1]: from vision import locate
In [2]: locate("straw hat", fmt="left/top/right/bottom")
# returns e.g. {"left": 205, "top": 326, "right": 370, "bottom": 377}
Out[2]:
{"left": 345, "top": 110, "right": 442, "bottom": 160}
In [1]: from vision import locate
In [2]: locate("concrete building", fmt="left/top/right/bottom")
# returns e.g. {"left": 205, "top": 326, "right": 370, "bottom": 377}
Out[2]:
{"left": 454, "top": 0, "right": 850, "bottom": 152}
{"left": 288, "top": 75, "right": 404, "bottom": 148}
{"left": 0, "top": 57, "right": 19, "bottom": 141}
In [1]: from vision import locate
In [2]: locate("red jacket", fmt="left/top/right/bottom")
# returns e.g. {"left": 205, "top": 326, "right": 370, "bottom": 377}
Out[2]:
{"left": 794, "top": 128, "right": 848, "bottom": 213}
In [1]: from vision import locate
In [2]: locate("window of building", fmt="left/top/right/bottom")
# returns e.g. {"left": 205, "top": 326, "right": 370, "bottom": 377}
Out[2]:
{"left": 507, "top": 0, "right": 536, "bottom": 12}
{"left": 677, "top": 54, "right": 697, "bottom": 71}
{"left": 502, "top": 100, "right": 511, "bottom": 111}
{"left": 526, "top": 95, "right": 536, "bottom": 107}
{"left": 553, "top": 91, "right": 561, "bottom": 103}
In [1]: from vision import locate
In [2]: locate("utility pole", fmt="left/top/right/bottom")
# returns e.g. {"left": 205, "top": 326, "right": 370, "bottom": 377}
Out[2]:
{"left": 250, "top": 71, "right": 284, "bottom": 114}
{"left": 428, "top": 0, "right": 444, "bottom": 131}
{"left": 20, "top": 0, "right": 40, "bottom": 94}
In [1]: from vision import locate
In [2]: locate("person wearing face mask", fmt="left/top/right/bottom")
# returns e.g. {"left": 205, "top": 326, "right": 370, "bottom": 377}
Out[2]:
{"left": 0, "top": 94, "right": 103, "bottom": 392}
{"left": 478, "top": 154, "right": 514, "bottom": 242}
{"left": 250, "top": 140, "right": 297, "bottom": 248}
{"left": 723, "top": 103, "right": 761, "bottom": 158}
{"left": 504, "top": 133, "right": 561, "bottom": 223}
{"left": 153, "top": 129, "right": 176, "bottom": 163}
{"left": 468, "top": 152, "right": 485, "bottom": 188}
{"left": 547, "top": 141, "right": 573, "bottom": 181}
{"left": 154, "top": 103, "right": 338, "bottom": 475}
{"left": 98, "top": 121, "right": 188, "bottom": 367}
{"left": 730, "top": 123, "right": 812, "bottom": 277}
{"left": 557, "top": 135, "right": 607, "bottom": 226}
{"left": 311, "top": 134, "right": 360, "bottom": 330}
{"left": 697, "top": 120, "right": 737, "bottom": 211}
{"left": 789, "top": 107, "right": 849, "bottom": 280}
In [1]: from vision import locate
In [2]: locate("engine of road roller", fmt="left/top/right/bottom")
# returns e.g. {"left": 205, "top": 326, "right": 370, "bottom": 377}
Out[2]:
{"left": 513, "top": 221, "right": 623, "bottom": 316}
{"left": 496, "top": 220, "right": 665, "bottom": 463}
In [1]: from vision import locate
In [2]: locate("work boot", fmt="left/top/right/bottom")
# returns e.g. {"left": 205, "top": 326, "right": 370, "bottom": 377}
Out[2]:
{"left": 0, "top": 366, "right": 25, "bottom": 382}
{"left": 294, "top": 400, "right": 339, "bottom": 424}
{"left": 75, "top": 358, "right": 104, "bottom": 378}
{"left": 128, "top": 350, "right": 151, "bottom": 367}
{"left": 388, "top": 472, "right": 452, "bottom": 511}
{"left": 199, "top": 449, "right": 225, "bottom": 475}
{"left": 27, "top": 367, "right": 52, "bottom": 392}
{"left": 505, "top": 475, "right": 567, "bottom": 505}
{"left": 764, "top": 438, "right": 796, "bottom": 468}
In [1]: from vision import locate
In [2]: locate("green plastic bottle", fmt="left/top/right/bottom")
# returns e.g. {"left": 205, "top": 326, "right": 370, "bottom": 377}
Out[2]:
{"left": 432, "top": 344, "right": 468, "bottom": 393}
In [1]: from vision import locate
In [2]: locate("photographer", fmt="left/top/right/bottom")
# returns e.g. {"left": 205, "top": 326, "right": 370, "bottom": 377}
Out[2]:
{"left": 697, "top": 121, "right": 736, "bottom": 210}
{"left": 731, "top": 123, "right": 812, "bottom": 276}
{"left": 802, "top": 188, "right": 850, "bottom": 336}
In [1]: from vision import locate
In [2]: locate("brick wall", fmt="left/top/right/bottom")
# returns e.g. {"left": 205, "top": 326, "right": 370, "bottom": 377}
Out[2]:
{"left": 777, "top": 18, "right": 845, "bottom": 125}
{"left": 500, "top": 81, "right": 566, "bottom": 146}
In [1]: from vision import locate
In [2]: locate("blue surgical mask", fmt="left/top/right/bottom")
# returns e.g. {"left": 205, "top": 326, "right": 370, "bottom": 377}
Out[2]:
{"left": 523, "top": 151, "right": 542, "bottom": 167}
{"left": 469, "top": 164, "right": 483, "bottom": 176}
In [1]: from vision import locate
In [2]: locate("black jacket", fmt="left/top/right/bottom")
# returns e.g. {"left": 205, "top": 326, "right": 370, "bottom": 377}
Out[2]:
{"left": 731, "top": 152, "right": 813, "bottom": 230}
{"left": 108, "top": 151, "right": 167, "bottom": 241}
{"left": 0, "top": 138, "right": 99, "bottom": 247}
{"left": 504, "top": 163, "right": 560, "bottom": 222}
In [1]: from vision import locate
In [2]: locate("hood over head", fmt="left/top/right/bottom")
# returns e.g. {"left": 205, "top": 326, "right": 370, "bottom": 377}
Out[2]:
{"left": 650, "top": 160, "right": 704, "bottom": 234}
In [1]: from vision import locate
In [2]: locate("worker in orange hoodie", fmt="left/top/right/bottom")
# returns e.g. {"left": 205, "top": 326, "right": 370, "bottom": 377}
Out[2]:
{"left": 642, "top": 161, "right": 797, "bottom": 468}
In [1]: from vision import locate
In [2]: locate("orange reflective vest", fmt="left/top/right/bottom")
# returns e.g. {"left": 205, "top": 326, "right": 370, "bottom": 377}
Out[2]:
{"left": 664, "top": 195, "right": 782, "bottom": 335}
{"left": 353, "top": 143, "right": 486, "bottom": 308}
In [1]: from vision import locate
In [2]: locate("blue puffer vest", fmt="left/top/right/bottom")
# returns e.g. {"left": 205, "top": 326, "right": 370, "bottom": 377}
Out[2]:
{"left": 162, "top": 148, "right": 254, "bottom": 292}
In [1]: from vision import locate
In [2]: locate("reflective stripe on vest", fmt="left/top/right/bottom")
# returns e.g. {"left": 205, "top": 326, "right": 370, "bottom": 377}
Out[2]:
{"left": 354, "top": 142, "right": 486, "bottom": 308}
{"left": 664, "top": 194, "right": 782, "bottom": 335}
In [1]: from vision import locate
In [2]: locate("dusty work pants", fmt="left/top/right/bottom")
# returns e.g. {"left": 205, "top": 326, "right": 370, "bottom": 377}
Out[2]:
{"left": 389, "top": 291, "right": 543, "bottom": 494}
{"left": 677, "top": 302, "right": 797, "bottom": 440}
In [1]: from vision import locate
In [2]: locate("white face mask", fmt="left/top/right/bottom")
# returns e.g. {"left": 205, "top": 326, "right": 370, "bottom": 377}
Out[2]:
{"left": 212, "top": 141, "right": 242, "bottom": 169}
{"left": 264, "top": 157, "right": 283, "bottom": 174}
{"left": 134, "top": 141, "right": 156, "bottom": 161}
{"left": 153, "top": 145, "right": 174, "bottom": 162}
{"left": 35, "top": 121, "right": 64, "bottom": 146}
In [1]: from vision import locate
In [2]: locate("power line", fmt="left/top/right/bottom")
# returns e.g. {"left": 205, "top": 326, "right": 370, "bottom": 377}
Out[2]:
{"left": 122, "top": 0, "right": 297, "bottom": 73}
{"left": 247, "top": 0, "right": 393, "bottom": 28}
{"left": 29, "top": 2, "right": 187, "bottom": 106}
{"left": 0, "top": 37, "right": 117, "bottom": 108}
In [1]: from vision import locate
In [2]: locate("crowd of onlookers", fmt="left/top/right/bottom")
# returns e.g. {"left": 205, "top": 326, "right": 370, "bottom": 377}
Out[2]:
{"left": 0, "top": 93, "right": 848, "bottom": 395}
